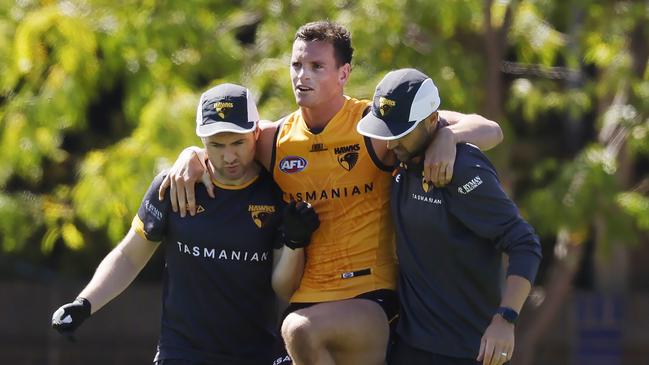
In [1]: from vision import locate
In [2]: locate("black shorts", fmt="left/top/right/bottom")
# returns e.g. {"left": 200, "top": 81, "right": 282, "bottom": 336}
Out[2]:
{"left": 283, "top": 289, "right": 399, "bottom": 326}
{"left": 389, "top": 335, "right": 500, "bottom": 365}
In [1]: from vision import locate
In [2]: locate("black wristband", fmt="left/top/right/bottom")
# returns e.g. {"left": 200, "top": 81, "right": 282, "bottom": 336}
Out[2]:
{"left": 281, "top": 231, "right": 308, "bottom": 250}
{"left": 75, "top": 297, "right": 92, "bottom": 316}
{"left": 496, "top": 306, "right": 518, "bottom": 324}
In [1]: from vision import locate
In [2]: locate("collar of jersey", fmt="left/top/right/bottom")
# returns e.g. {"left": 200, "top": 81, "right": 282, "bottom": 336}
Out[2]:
{"left": 298, "top": 95, "right": 351, "bottom": 135}
{"left": 211, "top": 175, "right": 259, "bottom": 190}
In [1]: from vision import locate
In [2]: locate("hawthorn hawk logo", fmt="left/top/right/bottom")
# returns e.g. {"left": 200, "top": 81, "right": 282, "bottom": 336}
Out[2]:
{"left": 421, "top": 178, "right": 432, "bottom": 193}
{"left": 378, "top": 97, "right": 396, "bottom": 117}
{"left": 214, "top": 101, "right": 234, "bottom": 119}
{"left": 334, "top": 144, "right": 360, "bottom": 171}
{"left": 248, "top": 204, "right": 276, "bottom": 228}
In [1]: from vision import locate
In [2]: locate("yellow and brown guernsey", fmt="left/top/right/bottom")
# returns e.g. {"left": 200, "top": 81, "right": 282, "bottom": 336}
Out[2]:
{"left": 272, "top": 97, "right": 398, "bottom": 303}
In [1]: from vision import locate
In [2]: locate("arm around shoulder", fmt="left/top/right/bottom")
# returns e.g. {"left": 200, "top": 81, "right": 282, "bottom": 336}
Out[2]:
{"left": 422, "top": 111, "right": 503, "bottom": 186}
{"left": 438, "top": 110, "right": 503, "bottom": 151}
{"left": 158, "top": 145, "right": 210, "bottom": 216}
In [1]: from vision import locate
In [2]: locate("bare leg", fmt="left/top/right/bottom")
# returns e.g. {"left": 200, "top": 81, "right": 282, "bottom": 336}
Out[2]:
{"left": 281, "top": 298, "right": 389, "bottom": 365}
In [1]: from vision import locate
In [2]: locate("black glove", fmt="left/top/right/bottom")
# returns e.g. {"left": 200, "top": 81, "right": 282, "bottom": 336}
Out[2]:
{"left": 281, "top": 200, "right": 320, "bottom": 249}
{"left": 51, "top": 297, "right": 91, "bottom": 339}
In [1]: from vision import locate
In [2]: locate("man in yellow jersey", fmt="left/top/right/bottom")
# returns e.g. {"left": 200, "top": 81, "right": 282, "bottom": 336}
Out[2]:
{"left": 160, "top": 21, "right": 503, "bottom": 365}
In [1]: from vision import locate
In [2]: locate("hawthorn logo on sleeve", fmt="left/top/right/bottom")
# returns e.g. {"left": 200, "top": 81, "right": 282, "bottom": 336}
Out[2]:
{"left": 248, "top": 204, "right": 276, "bottom": 228}
{"left": 457, "top": 175, "right": 483, "bottom": 195}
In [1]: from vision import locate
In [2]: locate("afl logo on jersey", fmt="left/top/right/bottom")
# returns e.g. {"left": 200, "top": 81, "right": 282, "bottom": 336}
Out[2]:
{"left": 279, "top": 156, "right": 307, "bottom": 174}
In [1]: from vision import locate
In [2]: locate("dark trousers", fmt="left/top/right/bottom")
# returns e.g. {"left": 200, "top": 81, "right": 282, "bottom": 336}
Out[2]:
{"left": 155, "top": 361, "right": 209, "bottom": 365}
{"left": 389, "top": 337, "right": 485, "bottom": 365}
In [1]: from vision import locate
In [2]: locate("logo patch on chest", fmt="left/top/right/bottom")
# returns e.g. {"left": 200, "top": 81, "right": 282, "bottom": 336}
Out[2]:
{"left": 249, "top": 204, "right": 276, "bottom": 228}
{"left": 309, "top": 143, "right": 328, "bottom": 152}
{"left": 457, "top": 175, "right": 483, "bottom": 195}
{"left": 279, "top": 156, "right": 307, "bottom": 173}
{"left": 334, "top": 144, "right": 360, "bottom": 171}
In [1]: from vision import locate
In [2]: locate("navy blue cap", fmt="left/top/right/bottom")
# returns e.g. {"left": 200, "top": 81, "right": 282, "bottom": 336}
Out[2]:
{"left": 196, "top": 83, "right": 259, "bottom": 137}
{"left": 357, "top": 68, "right": 440, "bottom": 140}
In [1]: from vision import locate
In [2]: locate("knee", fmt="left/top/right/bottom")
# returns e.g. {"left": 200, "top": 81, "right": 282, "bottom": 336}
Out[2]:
{"left": 281, "top": 313, "right": 317, "bottom": 350}
{"left": 282, "top": 312, "right": 328, "bottom": 362}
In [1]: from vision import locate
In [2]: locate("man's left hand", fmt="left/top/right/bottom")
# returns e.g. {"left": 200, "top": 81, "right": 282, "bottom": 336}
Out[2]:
{"left": 423, "top": 126, "right": 456, "bottom": 187}
{"left": 281, "top": 201, "right": 320, "bottom": 249}
{"left": 476, "top": 314, "right": 514, "bottom": 365}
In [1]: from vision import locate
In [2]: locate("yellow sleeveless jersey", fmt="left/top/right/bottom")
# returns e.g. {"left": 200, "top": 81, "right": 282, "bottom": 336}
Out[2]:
{"left": 272, "top": 97, "right": 397, "bottom": 303}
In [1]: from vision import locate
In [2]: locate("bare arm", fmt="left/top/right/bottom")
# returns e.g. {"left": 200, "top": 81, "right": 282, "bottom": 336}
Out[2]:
{"left": 439, "top": 110, "right": 503, "bottom": 151}
{"left": 271, "top": 247, "right": 305, "bottom": 302}
{"left": 157, "top": 147, "right": 210, "bottom": 217}
{"left": 424, "top": 111, "right": 503, "bottom": 186}
{"left": 477, "top": 275, "right": 532, "bottom": 365}
{"left": 78, "top": 229, "right": 160, "bottom": 314}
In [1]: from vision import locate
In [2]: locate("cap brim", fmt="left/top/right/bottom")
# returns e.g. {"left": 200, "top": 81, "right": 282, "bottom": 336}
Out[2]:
{"left": 196, "top": 120, "right": 257, "bottom": 137}
{"left": 357, "top": 113, "right": 421, "bottom": 141}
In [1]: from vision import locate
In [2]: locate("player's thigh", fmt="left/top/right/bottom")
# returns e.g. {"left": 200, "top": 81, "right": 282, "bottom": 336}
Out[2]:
{"left": 284, "top": 298, "right": 389, "bottom": 351}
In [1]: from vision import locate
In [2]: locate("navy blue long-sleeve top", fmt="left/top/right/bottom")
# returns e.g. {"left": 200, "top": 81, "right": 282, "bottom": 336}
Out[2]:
{"left": 391, "top": 143, "right": 542, "bottom": 359}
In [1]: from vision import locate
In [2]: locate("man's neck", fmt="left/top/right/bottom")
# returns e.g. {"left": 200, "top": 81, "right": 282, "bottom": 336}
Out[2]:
{"left": 300, "top": 95, "right": 347, "bottom": 130}
{"left": 407, "top": 134, "right": 436, "bottom": 165}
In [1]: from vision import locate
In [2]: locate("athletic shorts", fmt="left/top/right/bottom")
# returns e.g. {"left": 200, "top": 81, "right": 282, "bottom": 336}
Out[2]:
{"left": 388, "top": 335, "right": 507, "bottom": 365}
{"left": 283, "top": 289, "right": 399, "bottom": 326}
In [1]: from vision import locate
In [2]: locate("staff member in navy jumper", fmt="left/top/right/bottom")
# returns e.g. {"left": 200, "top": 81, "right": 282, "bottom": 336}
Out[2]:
{"left": 51, "top": 83, "right": 318, "bottom": 365}
{"left": 357, "top": 69, "right": 542, "bottom": 365}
